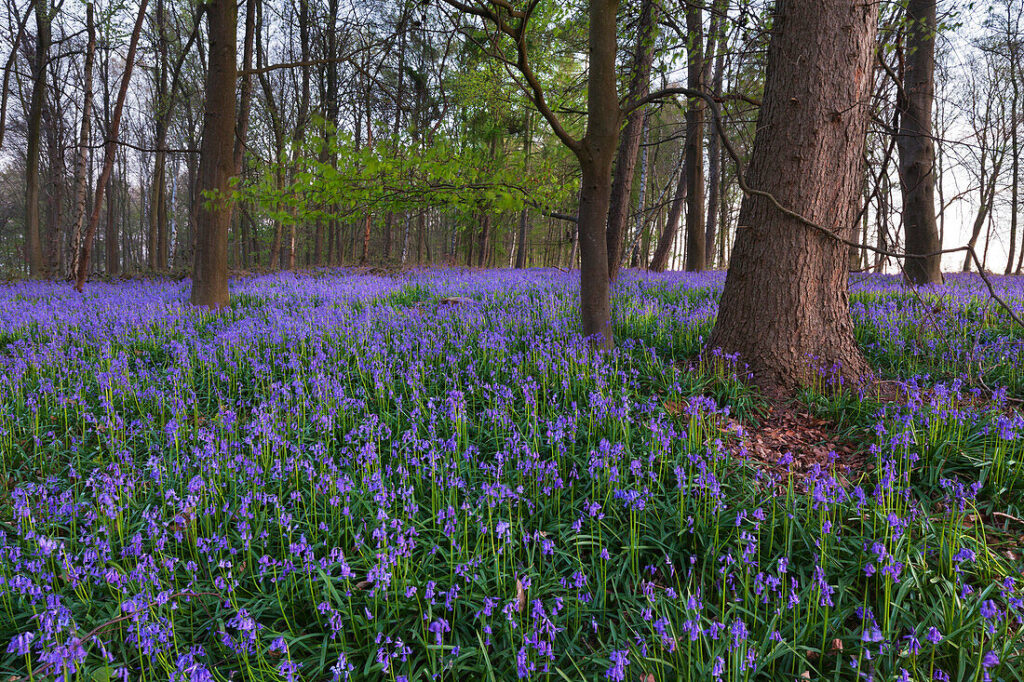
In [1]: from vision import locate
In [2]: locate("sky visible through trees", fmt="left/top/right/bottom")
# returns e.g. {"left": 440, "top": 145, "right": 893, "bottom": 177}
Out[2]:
{"left": 1, "top": 1, "right": 1022, "bottom": 278}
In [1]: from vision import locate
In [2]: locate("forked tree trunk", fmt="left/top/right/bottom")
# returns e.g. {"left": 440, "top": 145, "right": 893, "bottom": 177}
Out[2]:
{"left": 898, "top": 0, "right": 942, "bottom": 285}
{"left": 707, "top": 0, "right": 877, "bottom": 389}
{"left": 606, "top": 0, "right": 654, "bottom": 280}
{"left": 189, "top": 0, "right": 235, "bottom": 308}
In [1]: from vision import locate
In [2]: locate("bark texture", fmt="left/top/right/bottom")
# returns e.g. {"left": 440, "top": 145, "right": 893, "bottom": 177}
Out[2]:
{"left": 189, "top": 0, "right": 236, "bottom": 309}
{"left": 575, "top": 0, "right": 619, "bottom": 348}
{"left": 898, "top": 0, "right": 943, "bottom": 284}
{"left": 683, "top": 1, "right": 706, "bottom": 272}
{"left": 707, "top": 0, "right": 877, "bottom": 389}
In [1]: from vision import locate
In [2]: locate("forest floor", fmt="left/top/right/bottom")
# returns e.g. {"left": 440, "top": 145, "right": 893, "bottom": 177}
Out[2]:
{"left": 0, "top": 268, "right": 1022, "bottom": 681}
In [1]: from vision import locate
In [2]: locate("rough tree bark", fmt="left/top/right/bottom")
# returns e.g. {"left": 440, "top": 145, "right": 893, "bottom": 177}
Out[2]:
{"left": 707, "top": 0, "right": 877, "bottom": 389}
{"left": 189, "top": 0, "right": 236, "bottom": 308}
{"left": 573, "top": 0, "right": 618, "bottom": 347}
{"left": 606, "top": 0, "right": 654, "bottom": 280}
{"left": 898, "top": 0, "right": 943, "bottom": 284}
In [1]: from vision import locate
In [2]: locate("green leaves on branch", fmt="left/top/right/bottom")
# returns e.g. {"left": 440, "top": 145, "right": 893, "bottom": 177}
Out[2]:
{"left": 239, "top": 123, "right": 574, "bottom": 228}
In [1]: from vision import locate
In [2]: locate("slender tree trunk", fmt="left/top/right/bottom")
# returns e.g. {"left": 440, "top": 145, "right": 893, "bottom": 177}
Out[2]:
{"left": 67, "top": 3, "right": 96, "bottom": 280}
{"left": 476, "top": 214, "right": 491, "bottom": 267}
{"left": 233, "top": 0, "right": 256, "bottom": 177}
{"left": 707, "top": 0, "right": 877, "bottom": 389}
{"left": 189, "top": 0, "right": 235, "bottom": 308}
{"left": 606, "top": 0, "right": 654, "bottom": 279}
{"left": 649, "top": 152, "right": 687, "bottom": 271}
{"left": 43, "top": 76, "right": 63, "bottom": 276}
{"left": 516, "top": 111, "right": 533, "bottom": 269}
{"left": 874, "top": 170, "right": 889, "bottom": 273}
{"left": 684, "top": 0, "right": 706, "bottom": 272}
{"left": 75, "top": 0, "right": 148, "bottom": 290}
{"left": 704, "top": 0, "right": 728, "bottom": 264}
{"left": 1008, "top": 37, "right": 1020, "bottom": 275}
{"left": 0, "top": 3, "right": 33, "bottom": 153}
{"left": 24, "top": 0, "right": 50, "bottom": 276}
{"left": 898, "top": 0, "right": 942, "bottom": 284}
{"left": 964, "top": 156, "right": 1001, "bottom": 272}
{"left": 360, "top": 110, "right": 374, "bottom": 264}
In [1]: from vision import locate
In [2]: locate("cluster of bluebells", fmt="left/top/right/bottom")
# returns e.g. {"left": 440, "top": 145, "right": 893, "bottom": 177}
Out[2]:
{"left": 0, "top": 269, "right": 1021, "bottom": 680}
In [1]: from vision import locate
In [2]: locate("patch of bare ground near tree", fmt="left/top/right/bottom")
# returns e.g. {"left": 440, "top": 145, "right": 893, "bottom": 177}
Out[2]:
{"left": 725, "top": 398, "right": 870, "bottom": 489}
{"left": 665, "top": 369, "right": 938, "bottom": 489}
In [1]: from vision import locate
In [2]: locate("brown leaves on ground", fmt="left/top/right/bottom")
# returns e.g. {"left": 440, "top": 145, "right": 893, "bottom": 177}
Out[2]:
{"left": 723, "top": 400, "right": 870, "bottom": 488}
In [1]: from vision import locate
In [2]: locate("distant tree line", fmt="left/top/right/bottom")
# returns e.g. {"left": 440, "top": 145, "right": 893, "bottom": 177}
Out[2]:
{"left": 1, "top": 0, "right": 1018, "bottom": 388}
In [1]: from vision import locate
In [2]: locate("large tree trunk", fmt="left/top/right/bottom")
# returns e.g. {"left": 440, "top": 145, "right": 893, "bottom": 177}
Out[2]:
{"left": 574, "top": 0, "right": 619, "bottom": 348}
{"left": 898, "top": 0, "right": 942, "bottom": 285}
{"left": 189, "top": 0, "right": 236, "bottom": 308}
{"left": 606, "top": 0, "right": 654, "bottom": 280}
{"left": 24, "top": 0, "right": 50, "bottom": 276}
{"left": 707, "top": 0, "right": 877, "bottom": 389}
{"left": 683, "top": 1, "right": 706, "bottom": 272}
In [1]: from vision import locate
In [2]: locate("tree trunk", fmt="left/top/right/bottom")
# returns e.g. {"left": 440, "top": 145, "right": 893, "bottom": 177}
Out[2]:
{"left": 233, "top": 0, "right": 256, "bottom": 176}
{"left": 24, "top": 0, "right": 50, "bottom": 276}
{"left": 684, "top": 1, "right": 706, "bottom": 272}
{"left": 573, "top": 0, "right": 619, "bottom": 348}
{"left": 707, "top": 0, "right": 877, "bottom": 389}
{"left": 649, "top": 152, "right": 686, "bottom": 271}
{"left": 704, "top": 0, "right": 728, "bottom": 264}
{"left": 43, "top": 77, "right": 63, "bottom": 276}
{"left": 189, "top": 0, "right": 236, "bottom": 308}
{"left": 606, "top": 0, "right": 654, "bottom": 280}
{"left": 898, "top": 0, "right": 942, "bottom": 285}
{"left": 516, "top": 111, "right": 533, "bottom": 269}
{"left": 964, "top": 155, "right": 1001, "bottom": 272}
{"left": 75, "top": 0, "right": 148, "bottom": 290}
{"left": 67, "top": 4, "right": 95, "bottom": 280}
{"left": 1008, "top": 33, "right": 1020, "bottom": 275}
{"left": 0, "top": 3, "right": 33, "bottom": 153}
